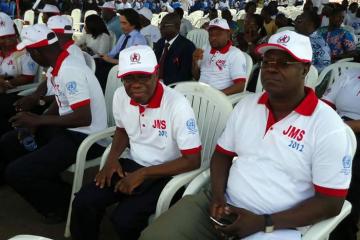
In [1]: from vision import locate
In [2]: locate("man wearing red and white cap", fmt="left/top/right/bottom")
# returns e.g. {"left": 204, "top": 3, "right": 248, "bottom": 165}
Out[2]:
{"left": 192, "top": 18, "right": 247, "bottom": 96}
{"left": 39, "top": 4, "right": 61, "bottom": 24}
{"left": 100, "top": 1, "right": 123, "bottom": 40}
{"left": 71, "top": 45, "right": 201, "bottom": 240}
{"left": 0, "top": 24, "right": 106, "bottom": 223}
{"left": 140, "top": 30, "right": 353, "bottom": 240}
{"left": 0, "top": 12, "right": 38, "bottom": 136}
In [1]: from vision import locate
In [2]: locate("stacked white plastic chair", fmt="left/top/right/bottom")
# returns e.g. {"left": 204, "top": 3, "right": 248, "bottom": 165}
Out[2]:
{"left": 186, "top": 28, "right": 209, "bottom": 48}
{"left": 23, "top": 9, "right": 34, "bottom": 25}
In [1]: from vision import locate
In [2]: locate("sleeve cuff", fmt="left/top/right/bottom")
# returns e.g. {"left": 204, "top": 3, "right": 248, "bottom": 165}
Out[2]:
{"left": 70, "top": 99, "right": 91, "bottom": 110}
{"left": 180, "top": 146, "right": 202, "bottom": 155}
{"left": 314, "top": 184, "right": 348, "bottom": 197}
{"left": 321, "top": 99, "right": 336, "bottom": 110}
{"left": 215, "top": 144, "right": 237, "bottom": 157}
{"left": 233, "top": 77, "right": 246, "bottom": 84}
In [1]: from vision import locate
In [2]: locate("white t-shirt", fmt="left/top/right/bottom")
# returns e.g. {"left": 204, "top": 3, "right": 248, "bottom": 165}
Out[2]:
{"left": 322, "top": 69, "right": 360, "bottom": 120}
{"left": 48, "top": 50, "right": 107, "bottom": 135}
{"left": 0, "top": 50, "right": 38, "bottom": 78}
{"left": 76, "top": 33, "right": 112, "bottom": 55}
{"left": 216, "top": 89, "right": 352, "bottom": 239}
{"left": 112, "top": 82, "right": 202, "bottom": 167}
{"left": 199, "top": 44, "right": 247, "bottom": 90}
{"left": 140, "top": 24, "right": 161, "bottom": 46}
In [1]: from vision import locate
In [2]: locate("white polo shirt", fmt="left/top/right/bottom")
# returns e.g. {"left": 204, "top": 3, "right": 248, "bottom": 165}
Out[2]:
{"left": 0, "top": 49, "right": 37, "bottom": 79}
{"left": 199, "top": 42, "right": 247, "bottom": 91}
{"left": 48, "top": 50, "right": 107, "bottom": 135}
{"left": 216, "top": 89, "right": 352, "bottom": 237}
{"left": 112, "top": 82, "right": 202, "bottom": 167}
{"left": 63, "top": 39, "right": 86, "bottom": 65}
{"left": 322, "top": 69, "right": 360, "bottom": 120}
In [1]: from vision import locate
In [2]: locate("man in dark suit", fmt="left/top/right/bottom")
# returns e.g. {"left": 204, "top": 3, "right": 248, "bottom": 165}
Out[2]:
{"left": 154, "top": 13, "right": 196, "bottom": 86}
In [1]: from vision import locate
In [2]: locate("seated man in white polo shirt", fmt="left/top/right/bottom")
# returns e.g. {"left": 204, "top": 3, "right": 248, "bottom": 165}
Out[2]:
{"left": 70, "top": 45, "right": 202, "bottom": 240}
{"left": 0, "top": 24, "right": 107, "bottom": 223}
{"left": 140, "top": 30, "right": 353, "bottom": 240}
{"left": 192, "top": 18, "right": 247, "bottom": 96}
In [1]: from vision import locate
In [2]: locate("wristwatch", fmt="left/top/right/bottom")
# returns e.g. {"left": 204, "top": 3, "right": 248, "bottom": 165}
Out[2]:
{"left": 264, "top": 214, "right": 274, "bottom": 233}
{"left": 38, "top": 96, "right": 46, "bottom": 106}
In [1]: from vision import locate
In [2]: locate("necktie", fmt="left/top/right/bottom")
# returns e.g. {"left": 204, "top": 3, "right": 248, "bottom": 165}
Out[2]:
{"left": 158, "top": 42, "right": 170, "bottom": 80}
{"left": 114, "top": 35, "right": 131, "bottom": 59}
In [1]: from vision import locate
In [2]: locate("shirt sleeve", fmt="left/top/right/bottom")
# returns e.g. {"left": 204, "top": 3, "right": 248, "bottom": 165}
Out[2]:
{"left": 342, "top": 31, "right": 356, "bottom": 52}
{"left": 131, "top": 33, "right": 147, "bottom": 47}
{"left": 112, "top": 88, "right": 124, "bottom": 128}
{"left": 61, "top": 67, "right": 91, "bottom": 110}
{"left": 322, "top": 71, "right": 347, "bottom": 105}
{"left": 20, "top": 53, "right": 38, "bottom": 76}
{"left": 108, "top": 35, "right": 123, "bottom": 58}
{"left": 171, "top": 98, "right": 202, "bottom": 155}
{"left": 229, "top": 50, "right": 247, "bottom": 82}
{"left": 312, "top": 127, "right": 352, "bottom": 197}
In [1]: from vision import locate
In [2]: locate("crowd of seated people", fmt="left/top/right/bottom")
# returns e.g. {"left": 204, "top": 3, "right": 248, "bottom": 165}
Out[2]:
{"left": 1, "top": 0, "right": 360, "bottom": 239}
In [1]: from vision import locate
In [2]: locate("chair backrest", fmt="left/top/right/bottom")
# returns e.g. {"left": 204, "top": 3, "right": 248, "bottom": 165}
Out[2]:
{"left": 304, "top": 65, "right": 319, "bottom": 89}
{"left": 174, "top": 82, "right": 233, "bottom": 167}
{"left": 243, "top": 52, "right": 253, "bottom": 85}
{"left": 151, "top": 13, "right": 159, "bottom": 26}
{"left": 71, "top": 8, "right": 81, "bottom": 32}
{"left": 186, "top": 28, "right": 209, "bottom": 49}
{"left": 13, "top": 19, "right": 23, "bottom": 33}
{"left": 23, "top": 9, "right": 34, "bottom": 25}
{"left": 8, "top": 235, "right": 53, "bottom": 240}
{"left": 193, "top": 16, "right": 209, "bottom": 28}
{"left": 84, "top": 10, "right": 98, "bottom": 20}
{"left": 104, "top": 65, "right": 123, "bottom": 127}
{"left": 82, "top": 51, "right": 96, "bottom": 73}
{"left": 37, "top": 12, "right": 43, "bottom": 24}
{"left": 316, "top": 62, "right": 360, "bottom": 95}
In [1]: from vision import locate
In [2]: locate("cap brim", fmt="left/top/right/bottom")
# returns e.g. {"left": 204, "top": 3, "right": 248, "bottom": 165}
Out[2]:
{"left": 16, "top": 40, "right": 30, "bottom": 50}
{"left": 208, "top": 25, "right": 230, "bottom": 31}
{"left": 255, "top": 43, "right": 311, "bottom": 63}
{"left": 117, "top": 65, "right": 158, "bottom": 78}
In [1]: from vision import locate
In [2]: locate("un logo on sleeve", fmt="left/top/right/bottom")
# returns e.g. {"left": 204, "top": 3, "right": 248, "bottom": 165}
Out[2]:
{"left": 341, "top": 155, "right": 352, "bottom": 175}
{"left": 186, "top": 118, "right": 197, "bottom": 134}
{"left": 66, "top": 81, "right": 78, "bottom": 95}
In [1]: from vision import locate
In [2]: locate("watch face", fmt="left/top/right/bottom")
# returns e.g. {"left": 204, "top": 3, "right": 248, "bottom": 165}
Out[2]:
{"left": 39, "top": 99, "right": 46, "bottom": 106}
{"left": 265, "top": 225, "right": 274, "bottom": 233}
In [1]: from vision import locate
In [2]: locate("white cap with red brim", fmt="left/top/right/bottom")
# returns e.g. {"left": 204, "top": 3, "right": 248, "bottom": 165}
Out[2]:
{"left": 255, "top": 30, "right": 313, "bottom": 63}
{"left": 17, "top": 24, "right": 58, "bottom": 50}
{"left": 208, "top": 18, "right": 230, "bottom": 31}
{"left": 0, "top": 12, "right": 16, "bottom": 38}
{"left": 99, "top": 1, "right": 116, "bottom": 10}
{"left": 117, "top": 45, "right": 158, "bottom": 78}
{"left": 47, "top": 15, "right": 73, "bottom": 34}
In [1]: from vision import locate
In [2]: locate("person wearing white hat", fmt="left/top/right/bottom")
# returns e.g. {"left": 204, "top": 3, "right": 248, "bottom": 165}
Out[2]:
{"left": 100, "top": 1, "right": 123, "bottom": 40}
{"left": 115, "top": 0, "right": 132, "bottom": 10}
{"left": 0, "top": 12, "right": 38, "bottom": 136}
{"left": 139, "top": 7, "right": 161, "bottom": 47}
{"left": 140, "top": 30, "right": 352, "bottom": 240}
{"left": 192, "top": 18, "right": 247, "bottom": 95}
{"left": 71, "top": 45, "right": 201, "bottom": 240}
{"left": 38, "top": 4, "right": 61, "bottom": 24}
{"left": 0, "top": 24, "right": 106, "bottom": 223}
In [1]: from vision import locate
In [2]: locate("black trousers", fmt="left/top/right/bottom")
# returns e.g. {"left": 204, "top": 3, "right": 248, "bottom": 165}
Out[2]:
{"left": 330, "top": 132, "right": 360, "bottom": 240}
{"left": 70, "top": 158, "right": 171, "bottom": 240}
{"left": 0, "top": 126, "right": 104, "bottom": 216}
{"left": 0, "top": 93, "right": 19, "bottom": 136}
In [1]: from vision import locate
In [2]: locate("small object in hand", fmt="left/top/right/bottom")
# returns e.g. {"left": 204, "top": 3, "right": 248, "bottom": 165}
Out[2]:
{"left": 210, "top": 213, "right": 237, "bottom": 227}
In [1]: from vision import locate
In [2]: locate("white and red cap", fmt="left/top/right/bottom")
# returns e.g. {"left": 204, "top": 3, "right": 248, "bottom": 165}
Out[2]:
{"left": 208, "top": 18, "right": 230, "bottom": 31}
{"left": 39, "top": 4, "right": 60, "bottom": 14}
{"left": 117, "top": 45, "right": 158, "bottom": 78}
{"left": 17, "top": 24, "right": 58, "bottom": 50}
{"left": 47, "top": 15, "right": 73, "bottom": 34}
{"left": 138, "top": 7, "right": 153, "bottom": 21}
{"left": 99, "top": 1, "right": 116, "bottom": 10}
{"left": 0, "top": 12, "right": 15, "bottom": 38}
{"left": 256, "top": 30, "right": 313, "bottom": 63}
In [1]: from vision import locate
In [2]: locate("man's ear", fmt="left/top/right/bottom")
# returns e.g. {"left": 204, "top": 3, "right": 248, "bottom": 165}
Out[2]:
{"left": 302, "top": 63, "right": 311, "bottom": 77}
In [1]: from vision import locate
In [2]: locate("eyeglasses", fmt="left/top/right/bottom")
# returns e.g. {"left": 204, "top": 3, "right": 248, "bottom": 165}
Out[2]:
{"left": 159, "top": 23, "right": 175, "bottom": 29}
{"left": 261, "top": 60, "right": 302, "bottom": 69}
{"left": 121, "top": 75, "right": 152, "bottom": 85}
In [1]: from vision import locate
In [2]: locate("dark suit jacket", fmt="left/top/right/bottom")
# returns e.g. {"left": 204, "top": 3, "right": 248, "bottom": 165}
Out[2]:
{"left": 154, "top": 35, "right": 196, "bottom": 86}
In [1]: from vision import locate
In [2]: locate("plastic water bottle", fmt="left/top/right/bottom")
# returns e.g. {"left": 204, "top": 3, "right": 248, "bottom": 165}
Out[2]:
{"left": 17, "top": 128, "right": 38, "bottom": 152}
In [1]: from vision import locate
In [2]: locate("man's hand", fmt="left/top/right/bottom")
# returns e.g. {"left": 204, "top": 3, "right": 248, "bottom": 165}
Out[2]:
{"left": 0, "top": 79, "right": 14, "bottom": 93}
{"left": 114, "top": 168, "right": 146, "bottom": 195}
{"left": 95, "top": 159, "right": 124, "bottom": 188}
{"left": 100, "top": 54, "right": 118, "bottom": 64}
{"left": 219, "top": 206, "right": 264, "bottom": 238}
{"left": 14, "top": 95, "right": 39, "bottom": 112}
{"left": 210, "top": 194, "right": 227, "bottom": 220}
{"left": 192, "top": 49, "right": 204, "bottom": 63}
{"left": 9, "top": 111, "right": 42, "bottom": 128}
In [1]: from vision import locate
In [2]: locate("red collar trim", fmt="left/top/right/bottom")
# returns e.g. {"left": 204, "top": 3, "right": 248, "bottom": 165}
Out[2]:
{"left": 258, "top": 87, "right": 319, "bottom": 116}
{"left": 51, "top": 50, "right": 70, "bottom": 76}
{"left": 63, "top": 40, "right": 74, "bottom": 51}
{"left": 210, "top": 41, "right": 232, "bottom": 54}
{"left": 130, "top": 82, "right": 164, "bottom": 109}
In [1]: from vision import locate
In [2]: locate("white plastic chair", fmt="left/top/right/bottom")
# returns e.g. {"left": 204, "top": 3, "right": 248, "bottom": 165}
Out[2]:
{"left": 193, "top": 16, "right": 209, "bottom": 28}
{"left": 13, "top": 18, "right": 23, "bottom": 33}
{"left": 6, "top": 64, "right": 43, "bottom": 95}
{"left": 64, "top": 65, "right": 122, "bottom": 237}
{"left": 84, "top": 10, "right": 98, "bottom": 20}
{"left": 304, "top": 65, "right": 319, "bottom": 89}
{"left": 23, "top": 9, "right": 34, "bottom": 25}
{"left": 276, "top": 26, "right": 295, "bottom": 33}
{"left": 82, "top": 51, "right": 96, "bottom": 73}
{"left": 316, "top": 62, "right": 360, "bottom": 96}
{"left": 183, "top": 125, "right": 357, "bottom": 240}
{"left": 186, "top": 28, "right": 209, "bottom": 48}
{"left": 37, "top": 12, "right": 43, "bottom": 24}
{"left": 151, "top": 13, "right": 159, "bottom": 26}
{"left": 8, "top": 235, "right": 53, "bottom": 240}
{"left": 71, "top": 8, "right": 81, "bottom": 32}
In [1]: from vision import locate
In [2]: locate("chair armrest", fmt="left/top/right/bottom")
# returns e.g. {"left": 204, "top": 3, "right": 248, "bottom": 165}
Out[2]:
{"left": 302, "top": 200, "right": 352, "bottom": 240}
{"left": 227, "top": 91, "right": 252, "bottom": 105}
{"left": 182, "top": 168, "right": 210, "bottom": 196}
{"left": 6, "top": 83, "right": 39, "bottom": 94}
{"left": 17, "top": 87, "right": 37, "bottom": 96}
{"left": 154, "top": 168, "right": 205, "bottom": 219}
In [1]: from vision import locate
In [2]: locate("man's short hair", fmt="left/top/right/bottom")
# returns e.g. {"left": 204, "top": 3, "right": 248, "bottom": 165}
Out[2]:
{"left": 119, "top": 8, "right": 142, "bottom": 30}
